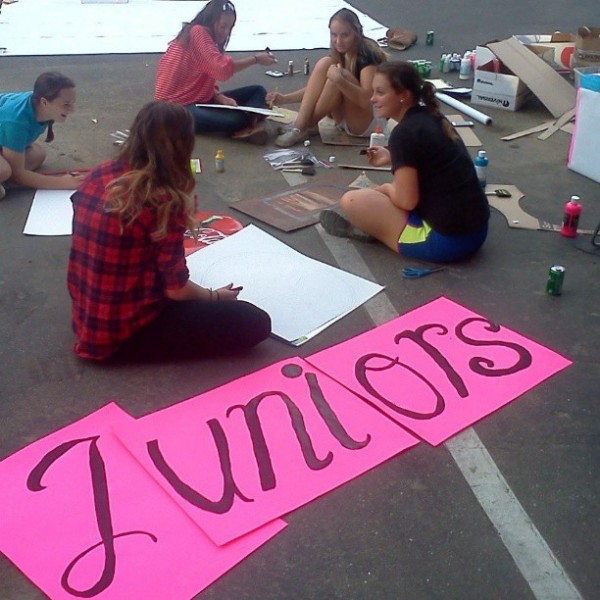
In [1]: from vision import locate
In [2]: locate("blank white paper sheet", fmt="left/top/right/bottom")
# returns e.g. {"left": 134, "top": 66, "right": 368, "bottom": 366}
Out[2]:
{"left": 23, "top": 190, "right": 74, "bottom": 236}
{"left": 185, "top": 225, "right": 384, "bottom": 345}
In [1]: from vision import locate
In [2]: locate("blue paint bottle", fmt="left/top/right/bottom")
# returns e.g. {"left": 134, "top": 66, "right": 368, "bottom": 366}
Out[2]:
{"left": 474, "top": 150, "right": 488, "bottom": 189}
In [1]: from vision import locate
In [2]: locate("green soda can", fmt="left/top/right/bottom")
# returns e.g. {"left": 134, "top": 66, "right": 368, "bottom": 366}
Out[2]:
{"left": 546, "top": 265, "right": 565, "bottom": 296}
{"left": 426, "top": 31, "right": 435, "bottom": 46}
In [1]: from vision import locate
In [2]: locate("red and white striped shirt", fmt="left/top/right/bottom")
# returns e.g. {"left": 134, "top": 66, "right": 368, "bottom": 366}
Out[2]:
{"left": 155, "top": 26, "right": 235, "bottom": 105}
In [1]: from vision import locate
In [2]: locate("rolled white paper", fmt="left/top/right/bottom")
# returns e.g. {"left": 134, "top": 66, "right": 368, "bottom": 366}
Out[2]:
{"left": 436, "top": 93, "right": 493, "bottom": 126}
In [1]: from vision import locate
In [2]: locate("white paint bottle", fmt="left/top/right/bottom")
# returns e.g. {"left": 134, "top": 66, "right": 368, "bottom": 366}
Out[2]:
{"left": 369, "top": 125, "right": 385, "bottom": 148}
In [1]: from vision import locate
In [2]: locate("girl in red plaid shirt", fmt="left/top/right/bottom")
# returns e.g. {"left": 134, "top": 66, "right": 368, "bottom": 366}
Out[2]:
{"left": 68, "top": 102, "right": 271, "bottom": 361}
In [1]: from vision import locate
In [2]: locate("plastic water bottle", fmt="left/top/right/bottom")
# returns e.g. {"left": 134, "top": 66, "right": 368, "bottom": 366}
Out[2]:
{"left": 474, "top": 150, "right": 488, "bottom": 188}
{"left": 560, "top": 195, "right": 582, "bottom": 237}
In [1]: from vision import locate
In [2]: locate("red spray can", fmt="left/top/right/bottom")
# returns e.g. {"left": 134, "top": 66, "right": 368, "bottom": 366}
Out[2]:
{"left": 560, "top": 195, "right": 582, "bottom": 238}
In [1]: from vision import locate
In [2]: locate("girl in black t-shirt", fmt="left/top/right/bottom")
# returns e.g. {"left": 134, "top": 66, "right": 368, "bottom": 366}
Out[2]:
{"left": 320, "top": 61, "right": 489, "bottom": 263}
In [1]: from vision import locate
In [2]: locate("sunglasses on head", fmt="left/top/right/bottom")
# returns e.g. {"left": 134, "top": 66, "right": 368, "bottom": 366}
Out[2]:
{"left": 222, "top": 1, "right": 235, "bottom": 11}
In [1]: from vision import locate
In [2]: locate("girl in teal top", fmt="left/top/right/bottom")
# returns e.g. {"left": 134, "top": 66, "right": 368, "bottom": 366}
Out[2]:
{"left": 0, "top": 72, "right": 84, "bottom": 198}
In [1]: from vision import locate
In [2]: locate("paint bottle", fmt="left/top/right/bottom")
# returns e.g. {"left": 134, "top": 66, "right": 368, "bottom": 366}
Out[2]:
{"left": 439, "top": 53, "right": 447, "bottom": 72}
{"left": 474, "top": 150, "right": 488, "bottom": 188}
{"left": 560, "top": 195, "right": 582, "bottom": 237}
{"left": 215, "top": 149, "right": 225, "bottom": 173}
{"left": 288, "top": 60, "right": 294, "bottom": 76}
{"left": 459, "top": 53, "right": 472, "bottom": 80}
{"left": 369, "top": 125, "right": 386, "bottom": 148}
{"left": 449, "top": 53, "right": 460, "bottom": 71}
{"left": 442, "top": 54, "right": 451, "bottom": 73}
{"left": 303, "top": 57, "right": 310, "bottom": 76}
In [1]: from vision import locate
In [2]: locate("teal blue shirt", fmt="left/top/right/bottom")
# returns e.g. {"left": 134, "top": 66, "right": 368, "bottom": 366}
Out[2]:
{"left": 0, "top": 92, "right": 48, "bottom": 153}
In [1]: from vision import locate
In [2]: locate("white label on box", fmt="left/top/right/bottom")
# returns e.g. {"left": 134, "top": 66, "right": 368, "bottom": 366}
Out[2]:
{"left": 471, "top": 91, "right": 528, "bottom": 111}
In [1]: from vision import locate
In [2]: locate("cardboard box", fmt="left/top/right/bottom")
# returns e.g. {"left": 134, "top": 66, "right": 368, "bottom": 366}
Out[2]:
{"left": 572, "top": 27, "right": 600, "bottom": 69}
{"left": 514, "top": 33, "right": 575, "bottom": 71}
{"left": 471, "top": 46, "right": 532, "bottom": 112}
{"left": 486, "top": 37, "right": 576, "bottom": 118}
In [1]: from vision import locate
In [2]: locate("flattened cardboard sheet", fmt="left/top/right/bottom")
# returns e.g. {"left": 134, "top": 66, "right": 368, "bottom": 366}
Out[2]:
{"left": 487, "top": 37, "right": 576, "bottom": 118}
{"left": 232, "top": 183, "right": 347, "bottom": 232}
{"left": 487, "top": 184, "right": 593, "bottom": 234}
{"left": 447, "top": 114, "right": 482, "bottom": 146}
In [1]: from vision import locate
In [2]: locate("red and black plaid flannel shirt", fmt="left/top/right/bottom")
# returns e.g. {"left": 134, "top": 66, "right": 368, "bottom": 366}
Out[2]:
{"left": 68, "top": 159, "right": 189, "bottom": 360}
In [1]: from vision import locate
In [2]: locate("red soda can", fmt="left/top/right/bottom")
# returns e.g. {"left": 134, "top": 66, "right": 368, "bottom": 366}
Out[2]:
{"left": 560, "top": 195, "right": 582, "bottom": 237}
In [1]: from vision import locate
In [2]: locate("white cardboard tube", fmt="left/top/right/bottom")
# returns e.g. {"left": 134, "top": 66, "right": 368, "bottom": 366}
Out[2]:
{"left": 436, "top": 93, "right": 493, "bottom": 125}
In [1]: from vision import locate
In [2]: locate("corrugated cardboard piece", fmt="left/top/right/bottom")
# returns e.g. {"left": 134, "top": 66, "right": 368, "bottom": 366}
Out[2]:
{"left": 487, "top": 37, "right": 576, "bottom": 118}
{"left": 514, "top": 33, "right": 575, "bottom": 71}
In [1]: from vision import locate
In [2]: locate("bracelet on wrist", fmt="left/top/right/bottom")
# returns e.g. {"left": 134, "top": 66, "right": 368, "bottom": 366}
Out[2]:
{"left": 253, "top": 55, "right": 258, "bottom": 64}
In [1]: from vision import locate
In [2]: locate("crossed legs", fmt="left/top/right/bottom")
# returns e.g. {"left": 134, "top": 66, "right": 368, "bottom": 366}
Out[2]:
{"left": 339, "top": 188, "right": 408, "bottom": 252}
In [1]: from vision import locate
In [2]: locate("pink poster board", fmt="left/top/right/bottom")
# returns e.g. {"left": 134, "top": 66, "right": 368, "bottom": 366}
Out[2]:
{"left": 306, "top": 297, "right": 572, "bottom": 446}
{"left": 115, "top": 358, "right": 418, "bottom": 546}
{"left": 0, "top": 403, "right": 285, "bottom": 600}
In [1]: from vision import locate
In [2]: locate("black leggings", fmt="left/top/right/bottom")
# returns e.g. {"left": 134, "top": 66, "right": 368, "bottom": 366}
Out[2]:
{"left": 108, "top": 300, "right": 271, "bottom": 363}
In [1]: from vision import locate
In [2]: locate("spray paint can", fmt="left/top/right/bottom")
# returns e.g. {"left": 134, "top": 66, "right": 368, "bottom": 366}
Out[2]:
{"left": 303, "top": 57, "right": 310, "bottom": 76}
{"left": 426, "top": 31, "right": 435, "bottom": 46}
{"left": 288, "top": 60, "right": 294, "bottom": 76}
{"left": 474, "top": 150, "right": 488, "bottom": 188}
{"left": 215, "top": 149, "right": 225, "bottom": 173}
{"left": 560, "top": 195, "right": 582, "bottom": 237}
{"left": 546, "top": 265, "right": 565, "bottom": 296}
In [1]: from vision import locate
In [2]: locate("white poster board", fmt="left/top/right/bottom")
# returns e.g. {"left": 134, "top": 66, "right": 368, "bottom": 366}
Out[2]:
{"left": 185, "top": 225, "right": 383, "bottom": 345}
{"left": 23, "top": 190, "right": 74, "bottom": 236}
{"left": 568, "top": 87, "right": 600, "bottom": 183}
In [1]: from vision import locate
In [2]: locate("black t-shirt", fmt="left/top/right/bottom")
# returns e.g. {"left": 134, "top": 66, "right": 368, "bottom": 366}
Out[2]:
{"left": 355, "top": 44, "right": 384, "bottom": 78}
{"left": 389, "top": 106, "right": 489, "bottom": 236}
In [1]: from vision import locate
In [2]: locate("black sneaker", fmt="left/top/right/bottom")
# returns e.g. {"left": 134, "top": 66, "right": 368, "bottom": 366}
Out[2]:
{"left": 319, "top": 209, "right": 374, "bottom": 242}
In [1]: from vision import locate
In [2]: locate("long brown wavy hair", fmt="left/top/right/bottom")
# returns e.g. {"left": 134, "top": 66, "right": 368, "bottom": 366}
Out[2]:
{"left": 175, "top": 0, "right": 236, "bottom": 51}
{"left": 105, "top": 102, "right": 197, "bottom": 240}
{"left": 328, "top": 8, "right": 387, "bottom": 78}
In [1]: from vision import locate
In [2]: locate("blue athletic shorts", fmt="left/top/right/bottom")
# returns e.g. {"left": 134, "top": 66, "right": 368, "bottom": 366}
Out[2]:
{"left": 398, "top": 213, "right": 487, "bottom": 263}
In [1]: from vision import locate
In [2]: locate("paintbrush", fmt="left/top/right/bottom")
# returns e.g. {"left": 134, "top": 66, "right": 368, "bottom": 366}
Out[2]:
{"left": 278, "top": 158, "right": 314, "bottom": 168}
{"left": 281, "top": 166, "right": 316, "bottom": 176}
{"left": 485, "top": 188, "right": 512, "bottom": 198}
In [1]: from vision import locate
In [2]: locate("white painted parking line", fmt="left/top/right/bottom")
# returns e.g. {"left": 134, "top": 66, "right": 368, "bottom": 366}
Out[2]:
{"left": 316, "top": 226, "right": 582, "bottom": 600}
{"left": 447, "top": 430, "right": 582, "bottom": 600}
